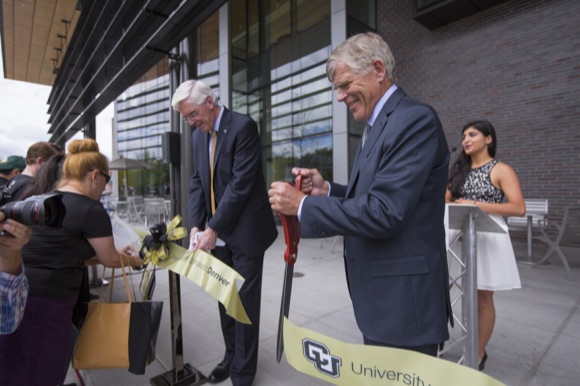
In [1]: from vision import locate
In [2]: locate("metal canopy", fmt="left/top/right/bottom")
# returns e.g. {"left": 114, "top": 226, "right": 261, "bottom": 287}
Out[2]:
{"left": 48, "top": 0, "right": 226, "bottom": 144}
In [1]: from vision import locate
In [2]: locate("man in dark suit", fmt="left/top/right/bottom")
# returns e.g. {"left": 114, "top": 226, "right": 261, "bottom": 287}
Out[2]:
{"left": 268, "top": 32, "right": 452, "bottom": 356}
{"left": 172, "top": 80, "right": 278, "bottom": 386}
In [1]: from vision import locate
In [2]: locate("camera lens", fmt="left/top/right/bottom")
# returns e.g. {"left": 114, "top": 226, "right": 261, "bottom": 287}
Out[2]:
{"left": 3, "top": 200, "right": 37, "bottom": 225}
{"left": 0, "top": 193, "right": 66, "bottom": 227}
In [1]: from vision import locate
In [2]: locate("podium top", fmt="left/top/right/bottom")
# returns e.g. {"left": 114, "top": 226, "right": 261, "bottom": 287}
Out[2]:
{"left": 446, "top": 204, "right": 505, "bottom": 234}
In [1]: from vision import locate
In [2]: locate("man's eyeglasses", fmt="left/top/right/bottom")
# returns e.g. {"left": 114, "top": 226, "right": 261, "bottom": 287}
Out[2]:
{"left": 182, "top": 106, "right": 200, "bottom": 123}
{"left": 99, "top": 171, "right": 111, "bottom": 184}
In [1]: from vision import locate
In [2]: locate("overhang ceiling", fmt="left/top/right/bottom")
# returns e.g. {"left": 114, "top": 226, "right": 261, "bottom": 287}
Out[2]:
{"left": 1, "top": 0, "right": 80, "bottom": 85}
{"left": 1, "top": 0, "right": 226, "bottom": 144}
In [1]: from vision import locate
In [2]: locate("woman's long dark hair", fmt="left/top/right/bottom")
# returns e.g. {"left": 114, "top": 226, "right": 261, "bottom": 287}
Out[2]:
{"left": 21, "top": 154, "right": 65, "bottom": 199}
{"left": 448, "top": 120, "right": 497, "bottom": 200}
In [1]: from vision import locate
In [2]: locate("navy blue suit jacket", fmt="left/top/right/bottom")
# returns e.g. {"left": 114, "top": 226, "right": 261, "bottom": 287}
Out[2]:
{"left": 301, "top": 88, "right": 452, "bottom": 346}
{"left": 188, "top": 107, "right": 277, "bottom": 256}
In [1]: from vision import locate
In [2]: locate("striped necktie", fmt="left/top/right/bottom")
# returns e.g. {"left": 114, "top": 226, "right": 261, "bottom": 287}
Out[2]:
{"left": 361, "top": 124, "right": 370, "bottom": 148}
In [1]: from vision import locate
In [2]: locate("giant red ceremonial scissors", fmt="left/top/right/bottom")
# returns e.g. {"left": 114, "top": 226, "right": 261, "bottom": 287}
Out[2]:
{"left": 276, "top": 175, "right": 305, "bottom": 363}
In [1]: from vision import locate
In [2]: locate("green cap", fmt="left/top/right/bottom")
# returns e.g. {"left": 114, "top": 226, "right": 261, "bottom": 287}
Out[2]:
{"left": 0, "top": 155, "right": 26, "bottom": 172}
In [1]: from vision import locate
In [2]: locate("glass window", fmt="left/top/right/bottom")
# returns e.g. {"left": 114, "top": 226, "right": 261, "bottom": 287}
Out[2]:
{"left": 265, "top": 0, "right": 291, "bottom": 49}
{"left": 416, "top": 0, "right": 442, "bottom": 10}
{"left": 197, "top": 12, "right": 219, "bottom": 62}
{"left": 347, "top": 0, "right": 376, "bottom": 35}
{"left": 297, "top": 0, "right": 330, "bottom": 33}
{"left": 231, "top": 0, "right": 332, "bottom": 184}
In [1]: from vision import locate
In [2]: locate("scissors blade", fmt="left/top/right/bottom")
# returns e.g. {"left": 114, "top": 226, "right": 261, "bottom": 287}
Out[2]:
{"left": 276, "top": 175, "right": 303, "bottom": 363}
{"left": 276, "top": 263, "right": 294, "bottom": 363}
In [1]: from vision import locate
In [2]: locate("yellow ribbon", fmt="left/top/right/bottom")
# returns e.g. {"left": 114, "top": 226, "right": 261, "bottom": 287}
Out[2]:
{"left": 158, "top": 246, "right": 251, "bottom": 324}
{"left": 113, "top": 215, "right": 250, "bottom": 324}
{"left": 283, "top": 318, "right": 505, "bottom": 386}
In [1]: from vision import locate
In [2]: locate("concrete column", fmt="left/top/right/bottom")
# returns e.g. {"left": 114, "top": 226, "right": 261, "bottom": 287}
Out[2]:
{"left": 330, "top": 0, "right": 349, "bottom": 184}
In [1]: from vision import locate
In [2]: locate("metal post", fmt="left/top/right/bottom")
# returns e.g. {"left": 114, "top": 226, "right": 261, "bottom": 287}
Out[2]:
{"left": 149, "top": 46, "right": 206, "bottom": 386}
{"left": 461, "top": 211, "right": 478, "bottom": 369}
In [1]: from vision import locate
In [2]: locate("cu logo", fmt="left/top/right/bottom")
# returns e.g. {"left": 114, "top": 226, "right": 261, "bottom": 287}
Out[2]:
{"left": 302, "top": 339, "right": 342, "bottom": 378}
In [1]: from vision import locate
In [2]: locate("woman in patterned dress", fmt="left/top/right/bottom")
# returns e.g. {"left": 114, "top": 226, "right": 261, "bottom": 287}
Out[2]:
{"left": 446, "top": 120, "right": 525, "bottom": 370}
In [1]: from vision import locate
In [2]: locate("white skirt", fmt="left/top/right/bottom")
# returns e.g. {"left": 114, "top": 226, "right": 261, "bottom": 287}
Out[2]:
{"left": 446, "top": 212, "right": 521, "bottom": 291}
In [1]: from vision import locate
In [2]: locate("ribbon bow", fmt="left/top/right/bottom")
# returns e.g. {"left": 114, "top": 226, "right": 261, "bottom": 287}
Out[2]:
{"left": 140, "top": 215, "right": 187, "bottom": 266}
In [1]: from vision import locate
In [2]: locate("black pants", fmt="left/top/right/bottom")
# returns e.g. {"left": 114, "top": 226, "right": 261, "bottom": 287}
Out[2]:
{"left": 213, "top": 246, "right": 264, "bottom": 386}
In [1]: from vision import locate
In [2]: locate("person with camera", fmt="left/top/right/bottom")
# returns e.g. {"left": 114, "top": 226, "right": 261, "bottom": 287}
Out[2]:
{"left": 0, "top": 213, "right": 32, "bottom": 334}
{"left": 0, "top": 139, "right": 143, "bottom": 386}
{"left": 1, "top": 141, "right": 62, "bottom": 203}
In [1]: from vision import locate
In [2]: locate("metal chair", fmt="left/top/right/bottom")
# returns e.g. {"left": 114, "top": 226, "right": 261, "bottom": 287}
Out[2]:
{"left": 127, "top": 196, "right": 145, "bottom": 224}
{"left": 534, "top": 205, "right": 580, "bottom": 280}
{"left": 144, "top": 198, "right": 169, "bottom": 226}
{"left": 507, "top": 198, "right": 548, "bottom": 262}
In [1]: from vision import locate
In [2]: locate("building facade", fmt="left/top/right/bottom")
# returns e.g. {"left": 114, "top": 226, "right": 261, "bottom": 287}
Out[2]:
{"left": 378, "top": 0, "right": 580, "bottom": 220}
{"left": 114, "top": 0, "right": 580, "bottom": 223}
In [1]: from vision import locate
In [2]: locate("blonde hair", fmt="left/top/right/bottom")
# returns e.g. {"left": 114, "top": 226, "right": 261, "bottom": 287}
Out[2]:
{"left": 63, "top": 139, "right": 109, "bottom": 182}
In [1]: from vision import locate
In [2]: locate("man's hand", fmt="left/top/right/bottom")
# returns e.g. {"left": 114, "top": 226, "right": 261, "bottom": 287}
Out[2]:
{"left": 0, "top": 219, "right": 32, "bottom": 252}
{"left": 190, "top": 226, "right": 218, "bottom": 252}
{"left": 291, "top": 167, "right": 328, "bottom": 196}
{"left": 189, "top": 227, "right": 200, "bottom": 248}
{"left": 268, "top": 182, "right": 305, "bottom": 216}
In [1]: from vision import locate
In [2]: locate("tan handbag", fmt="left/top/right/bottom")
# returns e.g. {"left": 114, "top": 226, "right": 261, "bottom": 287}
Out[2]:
{"left": 72, "top": 257, "right": 163, "bottom": 373}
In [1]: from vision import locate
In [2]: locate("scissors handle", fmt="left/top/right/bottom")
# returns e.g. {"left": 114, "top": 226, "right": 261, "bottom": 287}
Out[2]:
{"left": 280, "top": 175, "right": 303, "bottom": 265}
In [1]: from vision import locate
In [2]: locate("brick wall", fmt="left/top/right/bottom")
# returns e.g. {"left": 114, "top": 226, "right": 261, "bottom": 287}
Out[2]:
{"left": 377, "top": 0, "right": 580, "bottom": 225}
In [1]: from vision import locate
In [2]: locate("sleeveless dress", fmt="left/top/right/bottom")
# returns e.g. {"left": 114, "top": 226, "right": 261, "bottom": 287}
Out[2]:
{"left": 446, "top": 159, "right": 521, "bottom": 291}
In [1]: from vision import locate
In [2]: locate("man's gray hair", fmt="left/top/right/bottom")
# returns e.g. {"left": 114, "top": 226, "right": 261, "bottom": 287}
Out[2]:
{"left": 326, "top": 32, "right": 396, "bottom": 83}
{"left": 171, "top": 80, "right": 216, "bottom": 110}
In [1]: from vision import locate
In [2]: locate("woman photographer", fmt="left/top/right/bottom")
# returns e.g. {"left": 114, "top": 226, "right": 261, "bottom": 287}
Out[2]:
{"left": 0, "top": 139, "right": 143, "bottom": 385}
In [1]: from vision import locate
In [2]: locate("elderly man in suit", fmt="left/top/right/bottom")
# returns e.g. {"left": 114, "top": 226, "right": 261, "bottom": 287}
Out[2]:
{"left": 172, "top": 80, "right": 278, "bottom": 386}
{"left": 269, "top": 32, "right": 452, "bottom": 356}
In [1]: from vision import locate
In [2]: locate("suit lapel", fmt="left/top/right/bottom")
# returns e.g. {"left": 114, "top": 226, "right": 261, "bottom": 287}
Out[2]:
{"left": 214, "top": 107, "right": 230, "bottom": 169}
{"left": 345, "top": 88, "right": 406, "bottom": 197}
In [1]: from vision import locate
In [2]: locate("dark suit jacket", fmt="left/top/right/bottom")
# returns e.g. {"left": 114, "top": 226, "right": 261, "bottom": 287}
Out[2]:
{"left": 188, "top": 107, "right": 277, "bottom": 256}
{"left": 301, "top": 88, "right": 452, "bottom": 346}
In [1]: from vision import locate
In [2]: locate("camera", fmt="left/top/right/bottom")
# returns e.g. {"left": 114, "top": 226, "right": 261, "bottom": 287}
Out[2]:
{"left": 0, "top": 192, "right": 66, "bottom": 227}
{"left": 138, "top": 222, "right": 167, "bottom": 260}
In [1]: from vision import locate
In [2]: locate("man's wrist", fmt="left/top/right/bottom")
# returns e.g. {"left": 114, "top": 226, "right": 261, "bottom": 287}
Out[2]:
{"left": 0, "top": 261, "right": 24, "bottom": 280}
{"left": 0, "top": 254, "right": 24, "bottom": 276}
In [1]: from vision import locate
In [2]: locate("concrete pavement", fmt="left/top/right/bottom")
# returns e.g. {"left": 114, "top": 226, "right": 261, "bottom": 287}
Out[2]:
{"left": 66, "top": 228, "right": 580, "bottom": 386}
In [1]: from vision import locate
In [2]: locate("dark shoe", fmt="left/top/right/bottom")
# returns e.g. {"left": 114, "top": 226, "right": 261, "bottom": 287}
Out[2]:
{"left": 207, "top": 359, "right": 231, "bottom": 384}
{"left": 478, "top": 351, "right": 488, "bottom": 371}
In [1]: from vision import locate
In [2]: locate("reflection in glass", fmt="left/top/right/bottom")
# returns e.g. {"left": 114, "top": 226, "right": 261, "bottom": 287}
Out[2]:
{"left": 231, "top": 0, "right": 332, "bottom": 186}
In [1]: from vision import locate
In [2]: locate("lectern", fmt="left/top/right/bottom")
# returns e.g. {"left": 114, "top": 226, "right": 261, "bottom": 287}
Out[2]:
{"left": 446, "top": 204, "right": 504, "bottom": 369}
